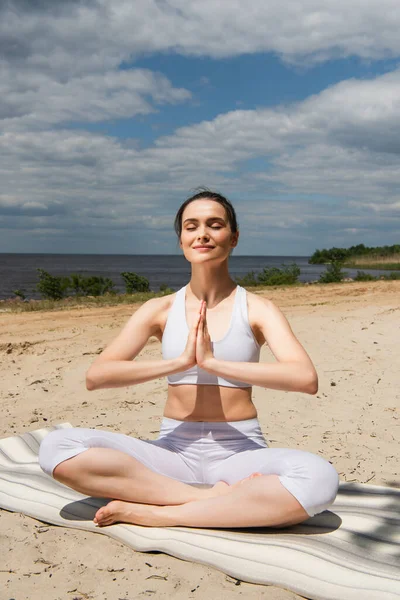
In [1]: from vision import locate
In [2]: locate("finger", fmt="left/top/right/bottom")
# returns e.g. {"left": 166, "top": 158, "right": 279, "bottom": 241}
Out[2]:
{"left": 192, "top": 304, "right": 203, "bottom": 333}
{"left": 201, "top": 304, "right": 207, "bottom": 333}
{"left": 197, "top": 301, "right": 204, "bottom": 324}
{"left": 196, "top": 301, "right": 203, "bottom": 319}
{"left": 202, "top": 303, "right": 209, "bottom": 332}
{"left": 193, "top": 312, "right": 202, "bottom": 333}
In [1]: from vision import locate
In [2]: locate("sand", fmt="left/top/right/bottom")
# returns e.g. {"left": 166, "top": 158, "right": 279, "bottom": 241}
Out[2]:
{"left": 0, "top": 281, "right": 399, "bottom": 600}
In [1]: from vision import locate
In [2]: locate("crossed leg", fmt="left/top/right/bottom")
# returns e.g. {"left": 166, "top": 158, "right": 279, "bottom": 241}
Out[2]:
{"left": 53, "top": 447, "right": 229, "bottom": 506}
{"left": 90, "top": 446, "right": 338, "bottom": 528}
{"left": 45, "top": 430, "right": 338, "bottom": 529}
{"left": 95, "top": 473, "right": 309, "bottom": 528}
{"left": 51, "top": 446, "right": 308, "bottom": 528}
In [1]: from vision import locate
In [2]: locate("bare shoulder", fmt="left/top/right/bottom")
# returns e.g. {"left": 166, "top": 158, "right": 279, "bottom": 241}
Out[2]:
{"left": 139, "top": 292, "right": 175, "bottom": 312}
{"left": 245, "top": 289, "right": 315, "bottom": 367}
{"left": 246, "top": 289, "right": 282, "bottom": 319}
{"left": 245, "top": 290, "right": 286, "bottom": 346}
{"left": 138, "top": 292, "right": 177, "bottom": 340}
{"left": 94, "top": 292, "right": 178, "bottom": 363}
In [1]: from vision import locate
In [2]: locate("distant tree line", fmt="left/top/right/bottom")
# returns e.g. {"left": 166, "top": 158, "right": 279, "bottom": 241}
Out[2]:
{"left": 309, "top": 244, "right": 400, "bottom": 264}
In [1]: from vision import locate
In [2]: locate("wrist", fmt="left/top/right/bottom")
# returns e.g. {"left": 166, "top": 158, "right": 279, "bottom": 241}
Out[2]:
{"left": 172, "top": 356, "right": 193, "bottom": 372}
{"left": 199, "top": 357, "right": 218, "bottom": 372}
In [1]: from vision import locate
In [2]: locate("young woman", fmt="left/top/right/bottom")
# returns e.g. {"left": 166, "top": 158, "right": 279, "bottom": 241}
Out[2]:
{"left": 39, "top": 191, "right": 339, "bottom": 529}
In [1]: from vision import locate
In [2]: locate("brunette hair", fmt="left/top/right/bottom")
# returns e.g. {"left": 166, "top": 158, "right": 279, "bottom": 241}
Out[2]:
{"left": 174, "top": 189, "right": 238, "bottom": 238}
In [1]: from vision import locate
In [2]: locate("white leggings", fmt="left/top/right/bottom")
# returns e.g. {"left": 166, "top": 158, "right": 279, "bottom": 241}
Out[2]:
{"left": 39, "top": 417, "right": 339, "bottom": 517}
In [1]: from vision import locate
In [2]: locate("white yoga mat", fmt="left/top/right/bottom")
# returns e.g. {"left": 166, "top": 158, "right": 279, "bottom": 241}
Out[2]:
{"left": 0, "top": 423, "right": 399, "bottom": 600}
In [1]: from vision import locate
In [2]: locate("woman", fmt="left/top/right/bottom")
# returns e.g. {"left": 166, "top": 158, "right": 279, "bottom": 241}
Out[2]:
{"left": 39, "top": 190, "right": 339, "bottom": 529}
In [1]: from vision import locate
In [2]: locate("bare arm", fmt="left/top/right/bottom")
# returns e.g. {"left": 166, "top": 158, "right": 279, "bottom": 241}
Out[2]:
{"left": 86, "top": 296, "right": 197, "bottom": 391}
{"left": 201, "top": 296, "right": 318, "bottom": 394}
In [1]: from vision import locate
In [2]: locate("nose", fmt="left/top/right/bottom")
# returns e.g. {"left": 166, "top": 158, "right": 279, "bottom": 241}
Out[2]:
{"left": 197, "top": 227, "right": 209, "bottom": 241}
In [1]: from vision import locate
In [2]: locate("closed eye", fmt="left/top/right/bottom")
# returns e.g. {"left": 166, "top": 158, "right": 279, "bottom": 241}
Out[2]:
{"left": 186, "top": 225, "right": 222, "bottom": 231}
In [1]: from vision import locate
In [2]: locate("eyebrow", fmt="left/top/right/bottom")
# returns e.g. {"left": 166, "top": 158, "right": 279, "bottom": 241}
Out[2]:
{"left": 183, "top": 217, "right": 226, "bottom": 224}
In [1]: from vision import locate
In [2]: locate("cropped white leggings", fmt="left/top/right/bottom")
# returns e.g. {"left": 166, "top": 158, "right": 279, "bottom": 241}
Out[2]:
{"left": 39, "top": 417, "right": 339, "bottom": 517}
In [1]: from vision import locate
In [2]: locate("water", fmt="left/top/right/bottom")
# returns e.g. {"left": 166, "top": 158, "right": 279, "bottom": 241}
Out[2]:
{"left": 0, "top": 253, "right": 392, "bottom": 300}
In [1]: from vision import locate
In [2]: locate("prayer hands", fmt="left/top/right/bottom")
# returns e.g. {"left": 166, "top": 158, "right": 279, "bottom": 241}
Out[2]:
{"left": 196, "top": 301, "right": 214, "bottom": 368}
{"left": 181, "top": 300, "right": 214, "bottom": 370}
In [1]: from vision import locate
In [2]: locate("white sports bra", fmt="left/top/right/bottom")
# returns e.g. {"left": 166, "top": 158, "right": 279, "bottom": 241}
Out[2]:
{"left": 161, "top": 285, "right": 261, "bottom": 387}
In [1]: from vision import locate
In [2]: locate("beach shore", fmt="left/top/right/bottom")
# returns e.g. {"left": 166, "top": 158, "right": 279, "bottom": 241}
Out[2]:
{"left": 1, "top": 281, "right": 399, "bottom": 600}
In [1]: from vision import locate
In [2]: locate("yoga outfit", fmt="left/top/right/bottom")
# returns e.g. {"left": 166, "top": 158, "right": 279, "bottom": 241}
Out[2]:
{"left": 39, "top": 285, "right": 339, "bottom": 518}
{"left": 162, "top": 285, "right": 260, "bottom": 387}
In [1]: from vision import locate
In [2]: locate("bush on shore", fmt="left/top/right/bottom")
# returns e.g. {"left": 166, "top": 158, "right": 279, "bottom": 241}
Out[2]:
{"left": 354, "top": 271, "right": 377, "bottom": 281}
{"left": 235, "top": 271, "right": 259, "bottom": 287}
{"left": 36, "top": 269, "right": 71, "bottom": 300}
{"left": 121, "top": 272, "right": 150, "bottom": 293}
{"left": 69, "top": 274, "right": 115, "bottom": 296}
{"left": 12, "top": 289, "right": 26, "bottom": 300}
{"left": 354, "top": 271, "right": 400, "bottom": 281}
{"left": 35, "top": 269, "right": 152, "bottom": 300}
{"left": 319, "top": 261, "right": 345, "bottom": 283}
{"left": 384, "top": 271, "right": 400, "bottom": 280}
{"left": 236, "top": 264, "right": 300, "bottom": 287}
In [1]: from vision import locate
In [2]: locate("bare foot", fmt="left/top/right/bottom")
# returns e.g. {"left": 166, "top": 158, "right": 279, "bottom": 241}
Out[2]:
{"left": 93, "top": 481, "right": 232, "bottom": 527}
{"left": 94, "top": 500, "right": 167, "bottom": 527}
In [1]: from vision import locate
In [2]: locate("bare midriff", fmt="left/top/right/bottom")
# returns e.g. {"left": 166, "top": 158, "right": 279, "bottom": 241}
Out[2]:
{"left": 164, "top": 384, "right": 257, "bottom": 422}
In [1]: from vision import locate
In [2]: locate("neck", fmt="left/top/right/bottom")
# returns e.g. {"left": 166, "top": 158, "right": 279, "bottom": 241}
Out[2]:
{"left": 188, "top": 260, "right": 237, "bottom": 306}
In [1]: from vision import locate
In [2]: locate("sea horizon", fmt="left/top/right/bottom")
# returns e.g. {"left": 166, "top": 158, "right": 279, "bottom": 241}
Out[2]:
{"left": 0, "top": 253, "right": 390, "bottom": 301}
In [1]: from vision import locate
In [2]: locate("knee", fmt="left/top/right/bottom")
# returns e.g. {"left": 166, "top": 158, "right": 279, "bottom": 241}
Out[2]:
{"left": 281, "top": 452, "right": 339, "bottom": 518}
{"left": 304, "top": 455, "right": 339, "bottom": 516}
{"left": 38, "top": 429, "right": 72, "bottom": 477}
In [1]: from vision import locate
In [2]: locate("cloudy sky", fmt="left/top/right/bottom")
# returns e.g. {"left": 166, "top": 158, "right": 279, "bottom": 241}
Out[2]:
{"left": 1, "top": 0, "right": 400, "bottom": 255}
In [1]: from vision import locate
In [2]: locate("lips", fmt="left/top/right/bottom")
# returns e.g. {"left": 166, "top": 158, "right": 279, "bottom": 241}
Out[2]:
{"left": 193, "top": 245, "right": 214, "bottom": 249}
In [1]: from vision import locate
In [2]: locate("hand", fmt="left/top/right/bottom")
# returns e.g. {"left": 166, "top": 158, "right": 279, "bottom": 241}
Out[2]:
{"left": 179, "top": 302, "right": 202, "bottom": 369}
{"left": 196, "top": 301, "right": 215, "bottom": 369}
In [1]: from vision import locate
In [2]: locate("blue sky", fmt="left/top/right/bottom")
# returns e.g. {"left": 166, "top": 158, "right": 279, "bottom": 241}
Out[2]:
{"left": 1, "top": 1, "right": 400, "bottom": 255}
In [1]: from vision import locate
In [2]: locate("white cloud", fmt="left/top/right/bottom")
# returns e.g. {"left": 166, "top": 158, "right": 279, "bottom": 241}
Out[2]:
{"left": 1, "top": 1, "right": 400, "bottom": 253}
{"left": 1, "top": 67, "right": 400, "bottom": 250}
{"left": 0, "top": 67, "right": 191, "bottom": 129}
{"left": 2, "top": 0, "right": 400, "bottom": 76}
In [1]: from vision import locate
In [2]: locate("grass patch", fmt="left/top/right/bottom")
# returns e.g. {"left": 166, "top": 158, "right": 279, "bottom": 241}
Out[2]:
{"left": 344, "top": 261, "right": 400, "bottom": 270}
{"left": 0, "top": 290, "right": 174, "bottom": 313}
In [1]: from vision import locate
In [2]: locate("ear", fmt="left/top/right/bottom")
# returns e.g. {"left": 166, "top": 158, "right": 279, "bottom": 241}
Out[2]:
{"left": 231, "top": 231, "right": 239, "bottom": 247}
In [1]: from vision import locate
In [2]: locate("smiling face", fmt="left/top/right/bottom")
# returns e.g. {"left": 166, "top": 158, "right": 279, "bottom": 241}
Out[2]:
{"left": 179, "top": 199, "right": 239, "bottom": 264}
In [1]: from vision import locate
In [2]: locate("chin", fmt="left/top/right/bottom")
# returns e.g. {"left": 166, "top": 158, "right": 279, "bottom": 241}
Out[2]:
{"left": 190, "top": 253, "right": 228, "bottom": 266}
{"left": 188, "top": 254, "right": 215, "bottom": 263}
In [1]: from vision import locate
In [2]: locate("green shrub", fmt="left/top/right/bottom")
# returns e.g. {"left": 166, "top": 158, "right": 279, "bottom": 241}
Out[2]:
{"left": 159, "top": 283, "right": 173, "bottom": 293}
{"left": 13, "top": 289, "right": 26, "bottom": 300}
{"left": 69, "top": 273, "right": 115, "bottom": 296}
{"left": 121, "top": 271, "right": 150, "bottom": 293}
{"left": 319, "top": 261, "right": 345, "bottom": 283}
{"left": 309, "top": 243, "right": 400, "bottom": 264}
{"left": 382, "top": 271, "right": 400, "bottom": 280}
{"left": 354, "top": 271, "right": 377, "bottom": 281}
{"left": 36, "top": 269, "right": 71, "bottom": 300}
{"left": 235, "top": 271, "right": 259, "bottom": 287}
{"left": 309, "top": 247, "right": 349, "bottom": 264}
{"left": 258, "top": 263, "right": 300, "bottom": 286}
{"left": 236, "top": 264, "right": 300, "bottom": 287}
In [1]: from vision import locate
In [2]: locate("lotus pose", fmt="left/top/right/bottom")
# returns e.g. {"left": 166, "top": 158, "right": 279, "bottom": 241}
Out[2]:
{"left": 39, "top": 190, "right": 339, "bottom": 528}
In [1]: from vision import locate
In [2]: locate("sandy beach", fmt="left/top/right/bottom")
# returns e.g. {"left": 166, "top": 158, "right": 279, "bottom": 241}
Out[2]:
{"left": 1, "top": 280, "right": 399, "bottom": 600}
